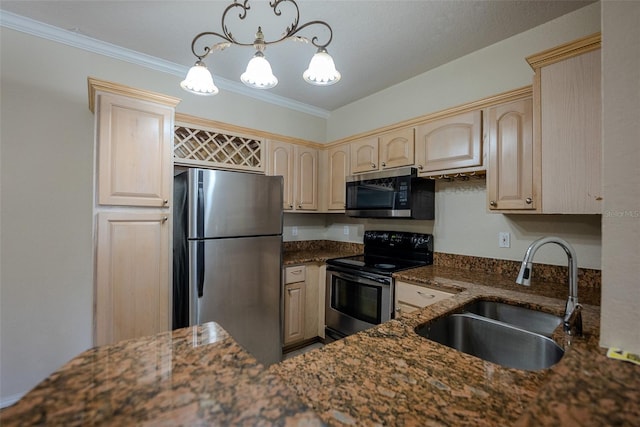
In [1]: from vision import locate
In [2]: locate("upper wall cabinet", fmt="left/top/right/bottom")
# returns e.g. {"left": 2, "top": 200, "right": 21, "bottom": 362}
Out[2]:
{"left": 414, "top": 110, "right": 483, "bottom": 176}
{"left": 92, "top": 88, "right": 179, "bottom": 207}
{"left": 325, "top": 145, "right": 350, "bottom": 211}
{"left": 350, "top": 136, "right": 379, "bottom": 174}
{"left": 350, "top": 127, "right": 415, "bottom": 174}
{"left": 527, "top": 33, "right": 602, "bottom": 214}
{"left": 173, "top": 114, "right": 265, "bottom": 173}
{"left": 266, "top": 140, "right": 318, "bottom": 211}
{"left": 487, "top": 97, "right": 535, "bottom": 211}
{"left": 379, "top": 127, "right": 415, "bottom": 169}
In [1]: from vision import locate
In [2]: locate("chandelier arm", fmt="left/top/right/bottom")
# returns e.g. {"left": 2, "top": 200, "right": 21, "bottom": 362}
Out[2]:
{"left": 190, "top": 31, "right": 236, "bottom": 60}
{"left": 283, "top": 19, "right": 333, "bottom": 49}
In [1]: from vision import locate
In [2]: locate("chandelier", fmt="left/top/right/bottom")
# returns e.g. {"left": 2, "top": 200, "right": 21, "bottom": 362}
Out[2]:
{"left": 180, "top": 0, "right": 341, "bottom": 96}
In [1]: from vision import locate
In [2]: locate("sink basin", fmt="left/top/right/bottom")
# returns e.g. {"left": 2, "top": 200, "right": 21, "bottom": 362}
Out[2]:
{"left": 416, "top": 313, "right": 564, "bottom": 371}
{"left": 462, "top": 300, "right": 562, "bottom": 337}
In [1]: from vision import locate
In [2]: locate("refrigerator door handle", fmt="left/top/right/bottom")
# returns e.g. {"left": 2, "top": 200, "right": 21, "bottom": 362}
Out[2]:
{"left": 197, "top": 240, "right": 205, "bottom": 298}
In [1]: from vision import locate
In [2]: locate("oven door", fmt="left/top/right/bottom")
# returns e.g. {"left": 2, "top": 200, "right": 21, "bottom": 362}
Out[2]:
{"left": 325, "top": 268, "right": 392, "bottom": 338}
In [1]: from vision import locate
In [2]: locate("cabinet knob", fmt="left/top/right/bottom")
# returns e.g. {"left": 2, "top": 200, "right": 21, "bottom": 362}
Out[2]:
{"left": 298, "top": 204, "right": 302, "bottom": 209}
{"left": 382, "top": 162, "right": 386, "bottom": 167}
{"left": 163, "top": 199, "right": 169, "bottom": 205}
{"left": 289, "top": 204, "right": 293, "bottom": 208}
{"left": 417, "top": 165, "right": 424, "bottom": 170}
{"left": 526, "top": 197, "right": 533, "bottom": 204}
{"left": 371, "top": 163, "right": 376, "bottom": 169}
{"left": 162, "top": 216, "right": 168, "bottom": 223}
{"left": 490, "top": 200, "right": 497, "bottom": 207}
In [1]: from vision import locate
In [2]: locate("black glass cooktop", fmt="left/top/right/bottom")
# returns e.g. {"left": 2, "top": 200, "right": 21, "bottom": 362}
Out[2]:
{"left": 326, "top": 254, "right": 427, "bottom": 276}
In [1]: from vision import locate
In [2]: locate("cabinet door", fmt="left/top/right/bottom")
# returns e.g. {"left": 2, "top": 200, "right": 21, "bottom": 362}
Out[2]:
{"left": 539, "top": 49, "right": 602, "bottom": 214}
{"left": 95, "top": 212, "right": 170, "bottom": 346}
{"left": 380, "top": 127, "right": 415, "bottom": 169}
{"left": 327, "top": 145, "right": 350, "bottom": 210}
{"left": 97, "top": 93, "right": 173, "bottom": 207}
{"left": 295, "top": 146, "right": 318, "bottom": 210}
{"left": 267, "top": 140, "right": 295, "bottom": 210}
{"left": 415, "top": 110, "right": 483, "bottom": 173}
{"left": 487, "top": 98, "right": 535, "bottom": 211}
{"left": 350, "top": 136, "right": 379, "bottom": 173}
{"left": 284, "top": 282, "right": 305, "bottom": 346}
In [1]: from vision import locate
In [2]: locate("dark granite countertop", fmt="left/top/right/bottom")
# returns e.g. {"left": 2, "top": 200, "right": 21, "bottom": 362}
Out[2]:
{"left": 271, "top": 265, "right": 639, "bottom": 426}
{"left": 0, "top": 323, "right": 323, "bottom": 426}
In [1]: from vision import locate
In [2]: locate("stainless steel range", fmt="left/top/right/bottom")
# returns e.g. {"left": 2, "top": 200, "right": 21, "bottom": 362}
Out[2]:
{"left": 325, "top": 230, "right": 433, "bottom": 341}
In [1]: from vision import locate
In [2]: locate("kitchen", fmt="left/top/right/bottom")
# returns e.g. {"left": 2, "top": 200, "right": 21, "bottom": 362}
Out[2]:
{"left": 1, "top": 0, "right": 638, "bottom": 425}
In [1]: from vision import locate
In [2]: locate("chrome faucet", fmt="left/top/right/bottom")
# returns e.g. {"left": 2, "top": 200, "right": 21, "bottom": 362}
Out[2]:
{"left": 516, "top": 236, "right": 583, "bottom": 336}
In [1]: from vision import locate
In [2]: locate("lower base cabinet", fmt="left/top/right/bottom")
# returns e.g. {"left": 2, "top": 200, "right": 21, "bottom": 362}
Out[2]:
{"left": 395, "top": 280, "right": 455, "bottom": 318}
{"left": 95, "top": 212, "right": 170, "bottom": 346}
{"left": 283, "top": 264, "right": 325, "bottom": 347}
{"left": 283, "top": 280, "right": 305, "bottom": 345}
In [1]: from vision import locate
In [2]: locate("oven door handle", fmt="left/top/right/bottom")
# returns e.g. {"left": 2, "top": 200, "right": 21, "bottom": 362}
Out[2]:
{"left": 329, "top": 269, "right": 389, "bottom": 286}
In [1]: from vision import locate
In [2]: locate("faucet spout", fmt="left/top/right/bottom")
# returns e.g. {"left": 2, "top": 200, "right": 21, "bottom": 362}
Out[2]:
{"left": 515, "top": 236, "right": 582, "bottom": 336}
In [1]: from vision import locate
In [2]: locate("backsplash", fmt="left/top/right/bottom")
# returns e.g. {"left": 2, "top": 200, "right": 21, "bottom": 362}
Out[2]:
{"left": 434, "top": 252, "right": 601, "bottom": 289}
{"left": 283, "top": 240, "right": 363, "bottom": 254}
{"left": 282, "top": 240, "right": 601, "bottom": 290}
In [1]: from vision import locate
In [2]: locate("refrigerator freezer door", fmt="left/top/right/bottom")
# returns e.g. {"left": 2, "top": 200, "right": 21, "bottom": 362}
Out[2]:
{"left": 188, "top": 169, "right": 283, "bottom": 239}
{"left": 189, "top": 235, "right": 282, "bottom": 365}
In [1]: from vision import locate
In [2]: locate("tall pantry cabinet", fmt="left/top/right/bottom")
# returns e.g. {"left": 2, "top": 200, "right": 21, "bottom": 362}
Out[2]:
{"left": 88, "top": 78, "right": 180, "bottom": 346}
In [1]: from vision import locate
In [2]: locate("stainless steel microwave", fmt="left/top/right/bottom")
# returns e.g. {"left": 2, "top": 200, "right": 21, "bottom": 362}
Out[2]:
{"left": 345, "top": 167, "right": 435, "bottom": 219}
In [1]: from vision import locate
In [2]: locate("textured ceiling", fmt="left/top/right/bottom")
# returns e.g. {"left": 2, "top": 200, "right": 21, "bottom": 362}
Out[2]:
{"left": 0, "top": 0, "right": 594, "bottom": 112}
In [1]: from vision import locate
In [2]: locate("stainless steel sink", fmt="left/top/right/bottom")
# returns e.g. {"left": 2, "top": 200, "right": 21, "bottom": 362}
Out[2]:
{"left": 462, "top": 300, "right": 562, "bottom": 337}
{"left": 416, "top": 312, "right": 565, "bottom": 371}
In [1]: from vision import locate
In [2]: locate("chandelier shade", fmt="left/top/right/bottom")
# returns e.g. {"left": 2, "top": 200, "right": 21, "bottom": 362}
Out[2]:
{"left": 241, "top": 51, "right": 278, "bottom": 89}
{"left": 181, "top": 0, "right": 340, "bottom": 95}
{"left": 180, "top": 61, "right": 219, "bottom": 96}
{"left": 303, "top": 48, "right": 341, "bottom": 86}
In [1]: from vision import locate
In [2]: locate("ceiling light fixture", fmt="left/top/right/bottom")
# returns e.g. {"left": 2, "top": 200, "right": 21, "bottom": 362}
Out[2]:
{"left": 180, "top": 0, "right": 341, "bottom": 95}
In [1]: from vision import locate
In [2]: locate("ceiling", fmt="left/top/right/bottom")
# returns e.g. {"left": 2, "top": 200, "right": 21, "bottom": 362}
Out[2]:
{"left": 1, "top": 0, "right": 594, "bottom": 112}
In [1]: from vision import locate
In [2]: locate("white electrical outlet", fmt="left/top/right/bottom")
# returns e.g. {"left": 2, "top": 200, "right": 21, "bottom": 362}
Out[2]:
{"left": 343, "top": 226, "right": 349, "bottom": 236}
{"left": 498, "top": 232, "right": 510, "bottom": 248}
{"left": 292, "top": 226, "right": 298, "bottom": 236}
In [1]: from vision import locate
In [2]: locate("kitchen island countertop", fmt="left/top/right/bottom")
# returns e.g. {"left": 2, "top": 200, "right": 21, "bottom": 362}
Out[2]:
{"left": 0, "top": 322, "right": 323, "bottom": 426}
{"left": 271, "top": 265, "right": 639, "bottom": 426}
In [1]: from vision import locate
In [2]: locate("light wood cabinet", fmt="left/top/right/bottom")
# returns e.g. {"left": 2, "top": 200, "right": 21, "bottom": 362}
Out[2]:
{"left": 379, "top": 127, "right": 415, "bottom": 169}
{"left": 350, "top": 136, "right": 379, "bottom": 174}
{"left": 350, "top": 128, "right": 414, "bottom": 174}
{"left": 283, "top": 265, "right": 306, "bottom": 346}
{"left": 527, "top": 34, "right": 602, "bottom": 214}
{"left": 267, "top": 140, "right": 318, "bottom": 211}
{"left": 395, "top": 281, "right": 455, "bottom": 318}
{"left": 415, "top": 110, "right": 483, "bottom": 175}
{"left": 89, "top": 78, "right": 179, "bottom": 346}
{"left": 295, "top": 146, "right": 318, "bottom": 210}
{"left": 95, "top": 92, "right": 175, "bottom": 207}
{"left": 267, "top": 140, "right": 295, "bottom": 210}
{"left": 95, "top": 212, "right": 170, "bottom": 346}
{"left": 487, "top": 97, "right": 536, "bottom": 211}
{"left": 283, "top": 281, "right": 305, "bottom": 345}
{"left": 325, "top": 145, "right": 350, "bottom": 210}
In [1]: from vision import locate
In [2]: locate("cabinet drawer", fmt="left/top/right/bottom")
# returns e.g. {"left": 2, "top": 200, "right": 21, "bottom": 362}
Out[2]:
{"left": 284, "top": 265, "right": 306, "bottom": 284}
{"left": 396, "top": 282, "right": 454, "bottom": 308}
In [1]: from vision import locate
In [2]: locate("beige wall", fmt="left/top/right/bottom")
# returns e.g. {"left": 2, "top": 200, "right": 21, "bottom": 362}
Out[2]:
{"left": 600, "top": 1, "right": 640, "bottom": 354}
{"left": 0, "top": 27, "right": 325, "bottom": 405}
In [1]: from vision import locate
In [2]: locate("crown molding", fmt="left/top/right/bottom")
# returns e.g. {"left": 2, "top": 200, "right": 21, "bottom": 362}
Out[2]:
{"left": 0, "top": 11, "right": 330, "bottom": 119}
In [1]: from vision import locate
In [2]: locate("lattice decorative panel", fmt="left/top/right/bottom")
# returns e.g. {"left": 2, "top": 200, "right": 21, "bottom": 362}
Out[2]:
{"left": 174, "top": 124, "right": 264, "bottom": 172}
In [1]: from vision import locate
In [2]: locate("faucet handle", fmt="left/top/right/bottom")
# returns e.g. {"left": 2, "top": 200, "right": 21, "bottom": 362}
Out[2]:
{"left": 563, "top": 304, "right": 583, "bottom": 337}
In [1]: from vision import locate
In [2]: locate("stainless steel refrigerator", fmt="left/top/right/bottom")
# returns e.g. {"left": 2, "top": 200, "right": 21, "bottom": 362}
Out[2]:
{"left": 173, "top": 168, "right": 283, "bottom": 365}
